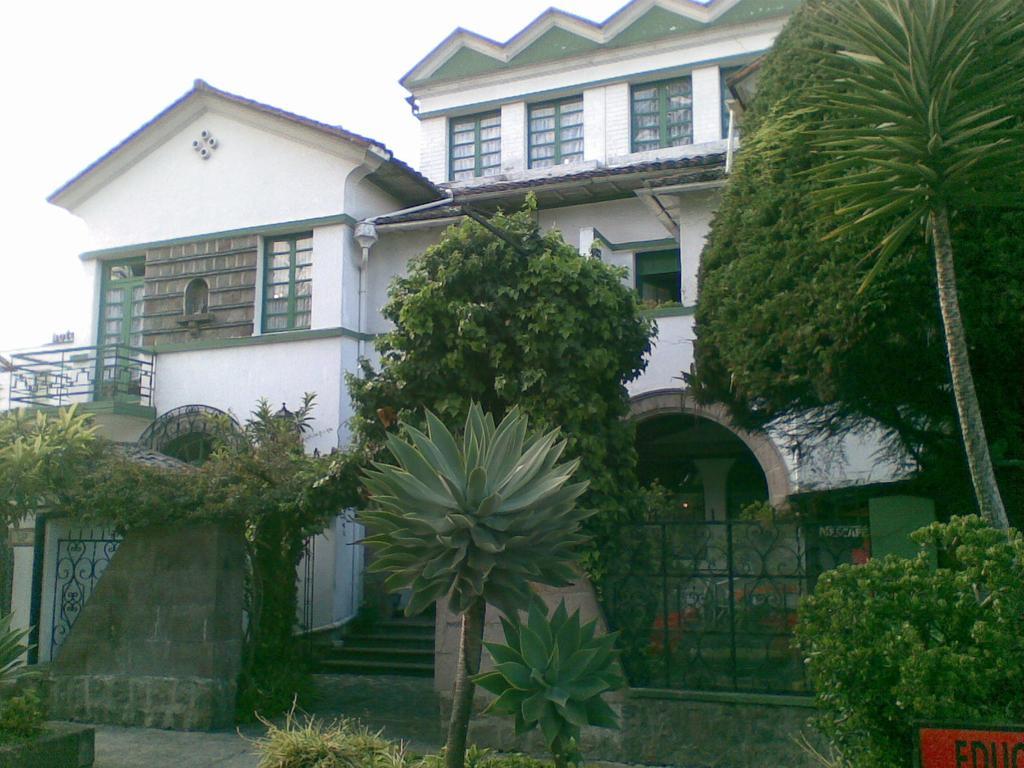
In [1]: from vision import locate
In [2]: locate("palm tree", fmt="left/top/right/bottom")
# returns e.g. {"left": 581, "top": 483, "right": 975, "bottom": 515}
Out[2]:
{"left": 808, "top": 0, "right": 1024, "bottom": 530}
{"left": 360, "top": 404, "right": 590, "bottom": 768}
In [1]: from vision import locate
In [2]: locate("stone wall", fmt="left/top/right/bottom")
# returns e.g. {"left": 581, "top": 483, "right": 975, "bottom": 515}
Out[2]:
{"left": 142, "top": 236, "right": 258, "bottom": 345}
{"left": 49, "top": 524, "right": 244, "bottom": 730}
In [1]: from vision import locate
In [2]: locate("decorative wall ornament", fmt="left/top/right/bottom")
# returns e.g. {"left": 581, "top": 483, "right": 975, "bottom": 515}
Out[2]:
{"left": 191, "top": 129, "right": 218, "bottom": 160}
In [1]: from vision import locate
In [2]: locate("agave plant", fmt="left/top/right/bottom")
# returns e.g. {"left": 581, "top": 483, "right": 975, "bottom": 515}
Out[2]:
{"left": 473, "top": 600, "right": 623, "bottom": 768}
{"left": 0, "top": 612, "right": 31, "bottom": 684}
{"left": 360, "top": 403, "right": 591, "bottom": 768}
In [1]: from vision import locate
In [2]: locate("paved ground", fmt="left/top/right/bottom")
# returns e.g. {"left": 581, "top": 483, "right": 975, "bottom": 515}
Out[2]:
{"left": 91, "top": 724, "right": 262, "bottom": 768}
{"left": 81, "top": 674, "right": 442, "bottom": 768}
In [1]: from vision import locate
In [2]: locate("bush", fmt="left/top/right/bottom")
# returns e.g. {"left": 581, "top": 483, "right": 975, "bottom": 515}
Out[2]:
{"left": 796, "top": 516, "right": 1024, "bottom": 768}
{"left": 0, "top": 690, "right": 46, "bottom": 743}
{"left": 253, "top": 709, "right": 553, "bottom": 768}
{"left": 253, "top": 707, "right": 409, "bottom": 768}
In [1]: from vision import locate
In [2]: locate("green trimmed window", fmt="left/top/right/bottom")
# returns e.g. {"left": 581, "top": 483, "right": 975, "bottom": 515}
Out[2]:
{"left": 528, "top": 97, "right": 584, "bottom": 169}
{"left": 635, "top": 250, "right": 681, "bottom": 303}
{"left": 100, "top": 259, "right": 146, "bottom": 349}
{"left": 631, "top": 77, "right": 693, "bottom": 153}
{"left": 720, "top": 66, "right": 744, "bottom": 140}
{"left": 263, "top": 234, "right": 312, "bottom": 332}
{"left": 450, "top": 113, "right": 501, "bottom": 181}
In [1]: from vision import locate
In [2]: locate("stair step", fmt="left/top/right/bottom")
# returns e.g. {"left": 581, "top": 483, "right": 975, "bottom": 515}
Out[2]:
{"left": 321, "top": 647, "right": 434, "bottom": 664}
{"left": 330, "top": 635, "right": 434, "bottom": 650}
{"left": 376, "top": 620, "right": 434, "bottom": 634}
{"left": 317, "top": 659, "right": 435, "bottom": 677}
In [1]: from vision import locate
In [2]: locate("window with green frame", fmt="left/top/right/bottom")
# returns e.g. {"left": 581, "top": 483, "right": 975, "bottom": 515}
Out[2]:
{"left": 528, "top": 97, "right": 584, "bottom": 169}
{"left": 635, "top": 250, "right": 681, "bottom": 304}
{"left": 450, "top": 112, "right": 501, "bottom": 181}
{"left": 631, "top": 77, "right": 693, "bottom": 153}
{"left": 263, "top": 234, "right": 312, "bottom": 332}
{"left": 720, "top": 65, "right": 744, "bottom": 140}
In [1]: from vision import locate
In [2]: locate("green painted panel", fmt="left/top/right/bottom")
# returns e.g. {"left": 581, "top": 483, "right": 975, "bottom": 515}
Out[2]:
{"left": 511, "top": 27, "right": 601, "bottom": 67}
{"left": 709, "top": 0, "right": 803, "bottom": 29}
{"left": 868, "top": 496, "right": 937, "bottom": 563}
{"left": 609, "top": 6, "right": 703, "bottom": 48}
{"left": 431, "top": 47, "right": 504, "bottom": 82}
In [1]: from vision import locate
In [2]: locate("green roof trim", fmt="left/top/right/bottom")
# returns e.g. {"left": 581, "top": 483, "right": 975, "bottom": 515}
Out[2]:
{"left": 409, "top": 0, "right": 799, "bottom": 88}
{"left": 608, "top": 7, "right": 704, "bottom": 49}
{"left": 431, "top": 47, "right": 504, "bottom": 83}
{"left": 510, "top": 27, "right": 601, "bottom": 67}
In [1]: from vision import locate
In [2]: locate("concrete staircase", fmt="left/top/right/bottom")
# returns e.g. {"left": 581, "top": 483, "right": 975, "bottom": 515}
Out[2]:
{"left": 315, "top": 614, "right": 435, "bottom": 678}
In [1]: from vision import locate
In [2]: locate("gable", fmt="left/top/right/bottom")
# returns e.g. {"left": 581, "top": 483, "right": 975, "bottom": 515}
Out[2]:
{"left": 608, "top": 6, "right": 704, "bottom": 48}
{"left": 73, "top": 109, "right": 364, "bottom": 250}
{"left": 510, "top": 26, "right": 602, "bottom": 67}
{"left": 431, "top": 46, "right": 504, "bottom": 82}
{"left": 403, "top": 0, "right": 795, "bottom": 90}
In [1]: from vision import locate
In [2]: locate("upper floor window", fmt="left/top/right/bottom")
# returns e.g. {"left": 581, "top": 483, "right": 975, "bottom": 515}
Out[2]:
{"left": 450, "top": 113, "right": 501, "bottom": 181}
{"left": 631, "top": 77, "right": 693, "bottom": 153}
{"left": 720, "top": 66, "right": 744, "bottom": 140}
{"left": 529, "top": 97, "right": 584, "bottom": 169}
{"left": 263, "top": 234, "right": 312, "bottom": 333}
{"left": 635, "top": 250, "right": 681, "bottom": 304}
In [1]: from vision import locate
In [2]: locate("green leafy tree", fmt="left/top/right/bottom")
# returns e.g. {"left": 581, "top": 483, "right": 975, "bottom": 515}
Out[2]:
{"left": 473, "top": 600, "right": 623, "bottom": 768}
{"left": 694, "top": 0, "right": 1024, "bottom": 524}
{"left": 361, "top": 405, "right": 590, "bottom": 768}
{"left": 346, "top": 202, "right": 653, "bottom": 580}
{"left": 0, "top": 408, "right": 98, "bottom": 523}
{"left": 806, "top": 0, "right": 1023, "bottom": 529}
{"left": 796, "top": 516, "right": 1024, "bottom": 767}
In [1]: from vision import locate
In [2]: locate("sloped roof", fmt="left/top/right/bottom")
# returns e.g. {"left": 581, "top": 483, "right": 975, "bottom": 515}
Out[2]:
{"left": 49, "top": 79, "right": 439, "bottom": 208}
{"left": 376, "top": 152, "right": 726, "bottom": 224}
{"left": 402, "top": 0, "right": 799, "bottom": 89}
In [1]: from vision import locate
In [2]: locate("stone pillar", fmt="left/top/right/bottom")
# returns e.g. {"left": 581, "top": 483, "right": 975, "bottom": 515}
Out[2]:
{"left": 49, "top": 523, "right": 245, "bottom": 731}
{"left": 695, "top": 458, "right": 735, "bottom": 521}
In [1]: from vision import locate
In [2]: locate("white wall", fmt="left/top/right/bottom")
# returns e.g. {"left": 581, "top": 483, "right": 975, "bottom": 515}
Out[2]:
{"left": 629, "top": 314, "right": 696, "bottom": 395}
{"left": 72, "top": 111, "right": 360, "bottom": 250}
{"left": 154, "top": 336, "right": 357, "bottom": 454}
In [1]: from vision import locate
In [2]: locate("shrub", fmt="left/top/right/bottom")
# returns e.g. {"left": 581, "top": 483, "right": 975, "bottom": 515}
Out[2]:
{"left": 253, "top": 707, "right": 409, "bottom": 768}
{"left": 0, "top": 690, "right": 46, "bottom": 743}
{"left": 796, "top": 516, "right": 1024, "bottom": 767}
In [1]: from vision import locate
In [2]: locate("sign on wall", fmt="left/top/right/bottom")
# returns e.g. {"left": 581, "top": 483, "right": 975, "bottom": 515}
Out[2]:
{"left": 918, "top": 725, "right": 1024, "bottom": 768}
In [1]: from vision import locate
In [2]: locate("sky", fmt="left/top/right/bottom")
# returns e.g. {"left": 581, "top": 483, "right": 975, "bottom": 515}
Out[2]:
{"left": 0, "top": 0, "right": 639, "bottom": 352}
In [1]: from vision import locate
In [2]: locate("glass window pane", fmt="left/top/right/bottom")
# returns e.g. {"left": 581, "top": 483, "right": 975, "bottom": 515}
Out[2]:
{"left": 294, "top": 237, "right": 313, "bottom": 251}
{"left": 271, "top": 239, "right": 293, "bottom": 255}
{"left": 294, "top": 313, "right": 311, "bottom": 329}
{"left": 452, "top": 144, "right": 475, "bottom": 159}
{"left": 271, "top": 253, "right": 290, "bottom": 269}
{"left": 295, "top": 281, "right": 312, "bottom": 296}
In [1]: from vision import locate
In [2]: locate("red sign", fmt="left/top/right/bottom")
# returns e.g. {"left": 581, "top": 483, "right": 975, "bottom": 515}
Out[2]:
{"left": 919, "top": 726, "right": 1024, "bottom": 768}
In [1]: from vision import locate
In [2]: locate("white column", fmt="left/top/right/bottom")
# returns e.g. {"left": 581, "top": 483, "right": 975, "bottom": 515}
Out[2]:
{"left": 500, "top": 102, "right": 527, "bottom": 175}
{"left": 583, "top": 86, "right": 607, "bottom": 163}
{"left": 604, "top": 82, "right": 632, "bottom": 159}
{"left": 419, "top": 116, "right": 448, "bottom": 184}
{"left": 692, "top": 65, "right": 723, "bottom": 145}
{"left": 311, "top": 224, "right": 348, "bottom": 331}
{"left": 695, "top": 458, "right": 736, "bottom": 522}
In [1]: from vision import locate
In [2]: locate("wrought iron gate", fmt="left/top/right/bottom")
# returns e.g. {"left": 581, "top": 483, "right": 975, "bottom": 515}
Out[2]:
{"left": 50, "top": 527, "right": 122, "bottom": 657}
{"left": 603, "top": 519, "right": 869, "bottom": 694}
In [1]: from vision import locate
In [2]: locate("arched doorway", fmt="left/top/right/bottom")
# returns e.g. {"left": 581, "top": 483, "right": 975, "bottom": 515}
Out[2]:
{"left": 138, "top": 405, "right": 238, "bottom": 466}
{"left": 630, "top": 389, "right": 792, "bottom": 512}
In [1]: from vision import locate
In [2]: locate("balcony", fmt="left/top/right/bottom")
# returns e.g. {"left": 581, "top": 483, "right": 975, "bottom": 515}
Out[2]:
{"left": 6, "top": 345, "right": 155, "bottom": 420}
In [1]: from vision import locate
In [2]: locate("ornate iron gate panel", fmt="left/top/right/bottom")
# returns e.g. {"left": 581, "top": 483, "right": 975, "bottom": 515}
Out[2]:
{"left": 604, "top": 519, "right": 869, "bottom": 694}
{"left": 50, "top": 528, "right": 122, "bottom": 658}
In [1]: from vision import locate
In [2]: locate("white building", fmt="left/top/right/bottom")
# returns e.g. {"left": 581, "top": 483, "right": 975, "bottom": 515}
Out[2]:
{"left": 6, "top": 0, "right": 906, "bottom": 686}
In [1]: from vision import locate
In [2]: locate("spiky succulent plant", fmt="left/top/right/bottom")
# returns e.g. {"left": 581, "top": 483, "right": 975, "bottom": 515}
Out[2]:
{"left": 473, "top": 600, "right": 624, "bottom": 768}
{"left": 360, "top": 404, "right": 591, "bottom": 616}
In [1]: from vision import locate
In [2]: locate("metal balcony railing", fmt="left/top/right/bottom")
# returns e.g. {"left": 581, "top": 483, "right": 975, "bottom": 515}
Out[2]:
{"left": 7, "top": 344, "right": 154, "bottom": 409}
